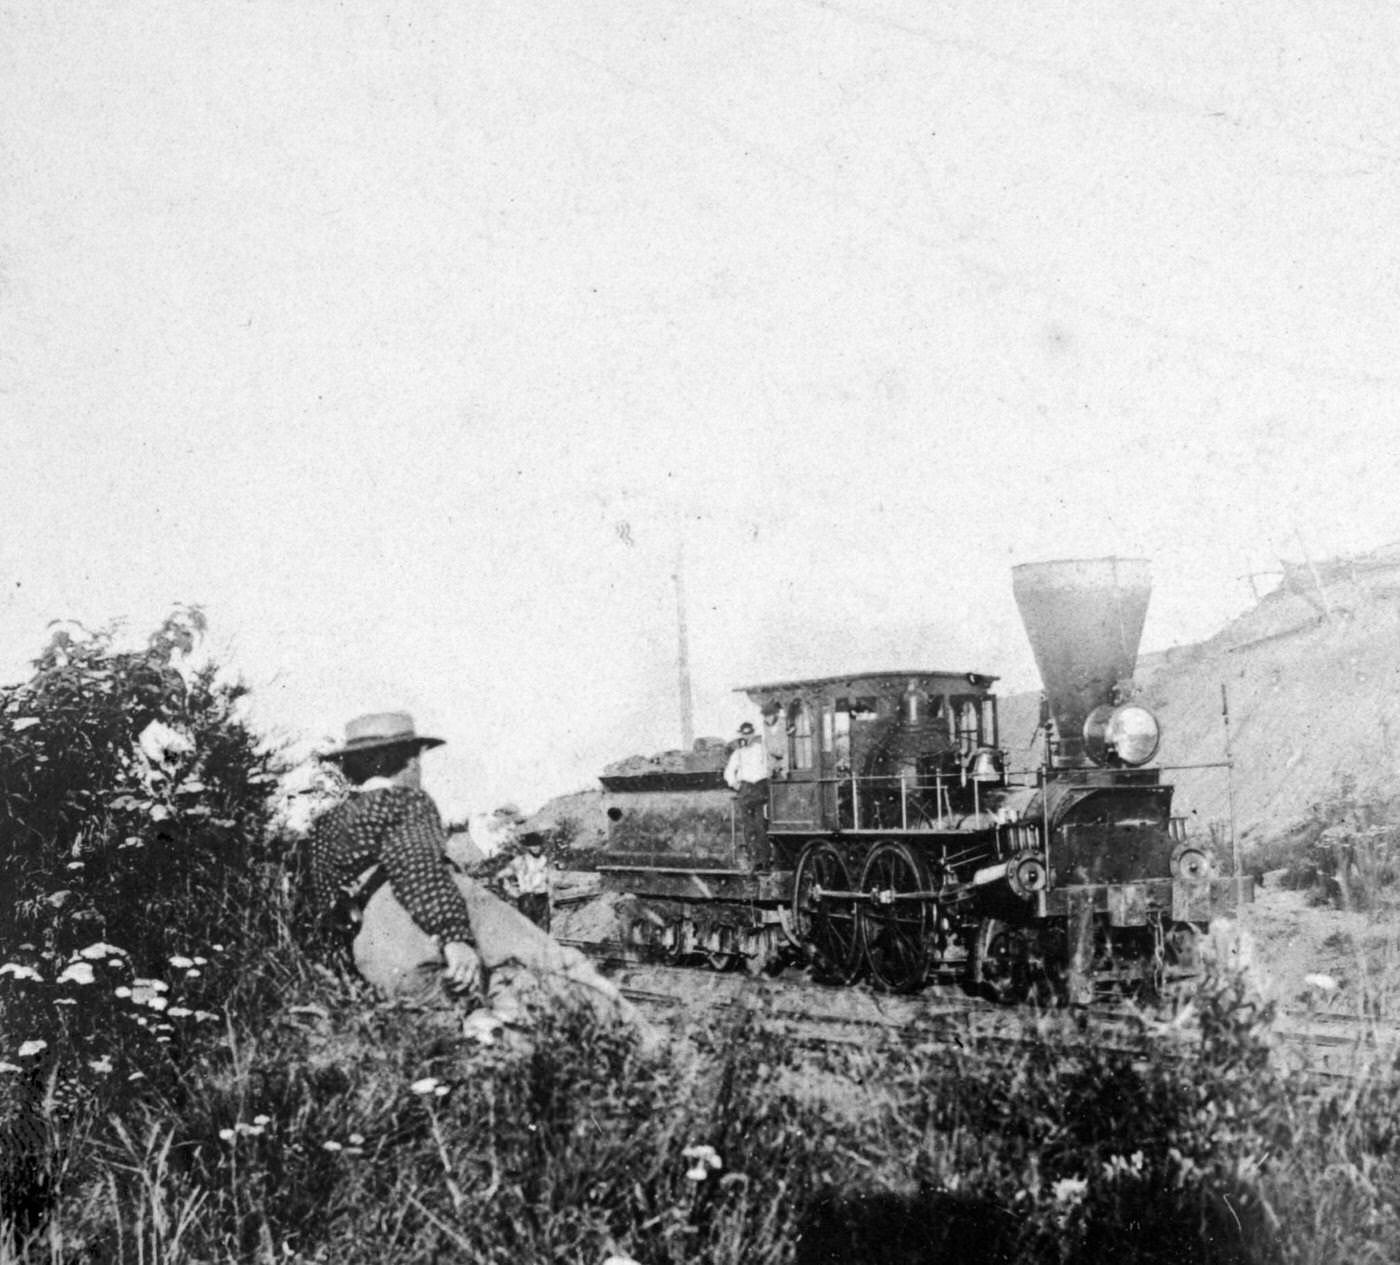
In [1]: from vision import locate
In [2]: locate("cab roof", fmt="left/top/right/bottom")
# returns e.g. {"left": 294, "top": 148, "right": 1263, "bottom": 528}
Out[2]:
{"left": 735, "top": 669, "right": 999, "bottom": 697}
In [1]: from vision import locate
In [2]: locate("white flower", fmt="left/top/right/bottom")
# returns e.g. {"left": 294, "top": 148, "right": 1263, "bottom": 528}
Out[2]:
{"left": 147, "top": 996, "right": 169, "bottom": 1012}
{"left": 54, "top": 997, "right": 77, "bottom": 1007}
{"left": 410, "top": 1077, "right": 441, "bottom": 1095}
{"left": 254, "top": 1115, "right": 272, "bottom": 1127}
{"left": 322, "top": 1140, "right": 343, "bottom": 1152}
{"left": 133, "top": 978, "right": 169, "bottom": 992}
{"left": 0, "top": 1062, "right": 23, "bottom": 1073}
{"left": 195, "top": 1010, "right": 219, "bottom": 1023}
{"left": 193, "top": 956, "right": 208, "bottom": 966}
{"left": 0, "top": 963, "right": 42, "bottom": 982}
{"left": 168, "top": 955, "right": 195, "bottom": 970}
{"left": 211, "top": 944, "right": 224, "bottom": 952}
{"left": 127, "top": 1071, "right": 146, "bottom": 1082}
{"left": 88, "top": 1056, "right": 114, "bottom": 1073}
{"left": 1052, "top": 1177, "right": 1088, "bottom": 1205}
{"left": 184, "top": 968, "right": 202, "bottom": 979}
{"left": 681, "top": 1144, "right": 722, "bottom": 1170}
{"left": 602, "top": 1258, "right": 644, "bottom": 1265}
{"left": 113, "top": 986, "right": 132, "bottom": 998}
{"left": 79, "top": 942, "right": 127, "bottom": 960}
{"left": 138, "top": 719, "right": 195, "bottom": 765}
{"left": 57, "top": 962, "right": 96, "bottom": 986}
{"left": 219, "top": 1128, "right": 236, "bottom": 1142}
{"left": 167, "top": 1006, "right": 192, "bottom": 1018}
{"left": 66, "top": 861, "right": 85, "bottom": 871}
{"left": 17, "top": 1040, "right": 47, "bottom": 1058}
{"left": 11, "top": 717, "right": 39, "bottom": 731}
{"left": 347, "top": 1132, "right": 363, "bottom": 1144}
{"left": 1304, "top": 973, "right": 1340, "bottom": 992}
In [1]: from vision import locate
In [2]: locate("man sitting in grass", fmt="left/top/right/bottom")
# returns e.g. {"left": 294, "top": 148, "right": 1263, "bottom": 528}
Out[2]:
{"left": 309, "top": 711, "right": 654, "bottom": 1048}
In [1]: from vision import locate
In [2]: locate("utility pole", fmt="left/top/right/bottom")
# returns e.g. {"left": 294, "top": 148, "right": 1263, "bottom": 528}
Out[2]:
{"left": 673, "top": 538, "right": 695, "bottom": 750}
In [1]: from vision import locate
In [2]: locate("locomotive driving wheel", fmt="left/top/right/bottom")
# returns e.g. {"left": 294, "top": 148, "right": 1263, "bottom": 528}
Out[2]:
{"left": 791, "top": 841, "right": 861, "bottom": 983}
{"left": 858, "top": 841, "right": 932, "bottom": 993}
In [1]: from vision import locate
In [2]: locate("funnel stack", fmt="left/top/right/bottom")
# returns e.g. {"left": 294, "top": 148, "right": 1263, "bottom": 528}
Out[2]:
{"left": 1012, "top": 557, "right": 1152, "bottom": 766}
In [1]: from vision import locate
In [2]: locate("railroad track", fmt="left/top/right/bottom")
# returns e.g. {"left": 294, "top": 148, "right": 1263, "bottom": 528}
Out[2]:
{"left": 589, "top": 953, "right": 1400, "bottom": 1078}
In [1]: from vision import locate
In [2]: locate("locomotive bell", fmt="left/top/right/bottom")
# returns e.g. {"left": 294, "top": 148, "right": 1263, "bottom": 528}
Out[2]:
{"left": 1012, "top": 557, "right": 1152, "bottom": 767}
{"left": 967, "top": 747, "right": 1003, "bottom": 782}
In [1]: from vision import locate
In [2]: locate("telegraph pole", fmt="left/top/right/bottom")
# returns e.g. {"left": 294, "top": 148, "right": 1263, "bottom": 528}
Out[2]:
{"left": 674, "top": 539, "right": 695, "bottom": 749}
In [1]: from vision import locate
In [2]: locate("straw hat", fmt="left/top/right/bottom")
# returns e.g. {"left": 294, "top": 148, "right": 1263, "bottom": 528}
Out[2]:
{"left": 321, "top": 712, "right": 444, "bottom": 761}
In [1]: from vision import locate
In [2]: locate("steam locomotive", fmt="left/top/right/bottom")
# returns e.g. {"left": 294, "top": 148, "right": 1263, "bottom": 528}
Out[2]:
{"left": 594, "top": 558, "right": 1253, "bottom": 1001}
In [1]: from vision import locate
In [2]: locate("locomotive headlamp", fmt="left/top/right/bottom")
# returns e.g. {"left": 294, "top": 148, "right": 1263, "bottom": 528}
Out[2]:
{"left": 1171, "top": 841, "right": 1213, "bottom": 882}
{"left": 1083, "top": 703, "right": 1161, "bottom": 767}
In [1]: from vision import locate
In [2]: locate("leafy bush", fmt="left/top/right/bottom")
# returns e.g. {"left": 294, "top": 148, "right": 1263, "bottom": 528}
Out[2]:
{"left": 0, "top": 610, "right": 286, "bottom": 1242}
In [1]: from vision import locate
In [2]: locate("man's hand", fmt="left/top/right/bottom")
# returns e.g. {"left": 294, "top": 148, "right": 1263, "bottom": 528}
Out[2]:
{"left": 441, "top": 941, "right": 480, "bottom": 993}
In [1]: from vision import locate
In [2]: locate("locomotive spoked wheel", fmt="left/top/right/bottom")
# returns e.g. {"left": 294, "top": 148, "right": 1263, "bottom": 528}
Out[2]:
{"left": 971, "top": 918, "right": 1063, "bottom": 1006}
{"left": 791, "top": 841, "right": 861, "bottom": 983}
{"left": 857, "top": 841, "right": 932, "bottom": 993}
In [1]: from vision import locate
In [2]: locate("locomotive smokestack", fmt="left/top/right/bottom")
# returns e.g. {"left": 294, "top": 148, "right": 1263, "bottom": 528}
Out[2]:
{"left": 1012, "top": 557, "right": 1152, "bottom": 766}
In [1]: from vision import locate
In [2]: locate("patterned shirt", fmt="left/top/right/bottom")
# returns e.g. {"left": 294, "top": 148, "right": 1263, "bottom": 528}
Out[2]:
{"left": 308, "top": 785, "right": 474, "bottom": 944}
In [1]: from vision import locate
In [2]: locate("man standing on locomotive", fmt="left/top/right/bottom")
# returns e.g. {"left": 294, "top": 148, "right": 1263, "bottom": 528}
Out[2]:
{"left": 724, "top": 720, "right": 773, "bottom": 869}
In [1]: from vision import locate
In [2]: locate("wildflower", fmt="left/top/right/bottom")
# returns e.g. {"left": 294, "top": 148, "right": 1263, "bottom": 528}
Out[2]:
{"left": 235, "top": 1121, "right": 264, "bottom": 1136}
{"left": 410, "top": 1077, "right": 442, "bottom": 1095}
{"left": 194, "top": 1010, "right": 219, "bottom": 1023}
{"left": 57, "top": 962, "right": 96, "bottom": 986}
{"left": 138, "top": 719, "right": 194, "bottom": 765}
{"left": 184, "top": 968, "right": 202, "bottom": 979}
{"left": 193, "top": 956, "right": 208, "bottom": 966}
{"left": 127, "top": 1071, "right": 146, "bottom": 1082}
{"left": 0, "top": 1062, "right": 23, "bottom": 1073}
{"left": 66, "top": 861, "right": 85, "bottom": 871}
{"left": 322, "top": 1140, "right": 343, "bottom": 1152}
{"left": 1052, "top": 1177, "right": 1088, "bottom": 1206}
{"left": 347, "top": 1132, "right": 363, "bottom": 1144}
{"left": 682, "top": 1144, "right": 722, "bottom": 1181}
{"left": 147, "top": 996, "right": 169, "bottom": 1012}
{"left": 602, "top": 1258, "right": 644, "bottom": 1265}
{"left": 254, "top": 1115, "right": 272, "bottom": 1127}
{"left": 168, "top": 1006, "right": 192, "bottom": 1018}
{"left": 54, "top": 998, "right": 77, "bottom": 1007}
{"left": 168, "top": 955, "right": 195, "bottom": 970}
{"left": 88, "top": 1056, "right": 114, "bottom": 1074}
{"left": 0, "top": 963, "right": 42, "bottom": 982}
{"left": 11, "top": 717, "right": 39, "bottom": 731}
{"left": 113, "top": 986, "right": 132, "bottom": 998}
{"left": 79, "top": 942, "right": 127, "bottom": 960}
{"left": 1304, "top": 972, "right": 1339, "bottom": 992}
{"left": 219, "top": 1128, "right": 236, "bottom": 1143}
{"left": 17, "top": 1040, "right": 47, "bottom": 1058}
{"left": 211, "top": 944, "right": 224, "bottom": 952}
{"left": 132, "top": 978, "right": 169, "bottom": 993}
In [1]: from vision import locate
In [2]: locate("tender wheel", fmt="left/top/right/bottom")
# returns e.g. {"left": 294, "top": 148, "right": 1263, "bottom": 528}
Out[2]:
{"left": 858, "top": 841, "right": 932, "bottom": 993}
{"left": 792, "top": 841, "right": 861, "bottom": 983}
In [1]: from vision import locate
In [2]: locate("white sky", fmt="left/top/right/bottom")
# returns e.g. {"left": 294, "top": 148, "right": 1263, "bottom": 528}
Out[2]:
{"left": 4, "top": 1, "right": 1400, "bottom": 816}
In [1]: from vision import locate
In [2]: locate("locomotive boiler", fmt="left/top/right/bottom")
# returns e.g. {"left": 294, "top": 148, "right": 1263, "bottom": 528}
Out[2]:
{"left": 594, "top": 557, "right": 1252, "bottom": 1001}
